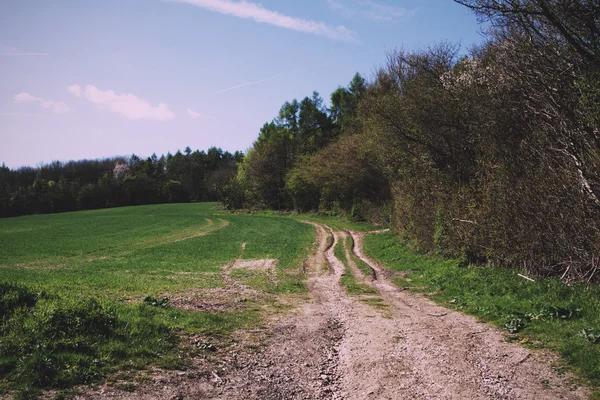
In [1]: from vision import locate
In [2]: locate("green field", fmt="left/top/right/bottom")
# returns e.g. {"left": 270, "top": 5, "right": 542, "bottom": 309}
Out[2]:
{"left": 0, "top": 203, "right": 314, "bottom": 298}
{"left": 0, "top": 203, "right": 315, "bottom": 395}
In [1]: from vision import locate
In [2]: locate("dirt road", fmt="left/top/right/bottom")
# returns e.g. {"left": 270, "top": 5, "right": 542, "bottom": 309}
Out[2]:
{"left": 214, "top": 224, "right": 588, "bottom": 399}
{"left": 82, "top": 223, "right": 590, "bottom": 399}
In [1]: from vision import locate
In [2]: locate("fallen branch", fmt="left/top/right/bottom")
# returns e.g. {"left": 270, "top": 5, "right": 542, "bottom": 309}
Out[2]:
{"left": 427, "top": 312, "right": 448, "bottom": 317}
{"left": 452, "top": 218, "right": 477, "bottom": 224}
{"left": 467, "top": 331, "right": 487, "bottom": 336}
{"left": 587, "top": 256, "right": 598, "bottom": 283}
{"left": 560, "top": 266, "right": 571, "bottom": 280}
{"left": 518, "top": 273, "right": 535, "bottom": 282}
{"left": 517, "top": 353, "right": 531, "bottom": 364}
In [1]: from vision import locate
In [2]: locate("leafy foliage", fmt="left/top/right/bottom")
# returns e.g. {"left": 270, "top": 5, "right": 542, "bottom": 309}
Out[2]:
{"left": 504, "top": 318, "right": 526, "bottom": 334}
{"left": 358, "top": 2, "right": 600, "bottom": 278}
{"left": 220, "top": 74, "right": 383, "bottom": 219}
{"left": 286, "top": 135, "right": 390, "bottom": 222}
{"left": 578, "top": 329, "right": 600, "bottom": 344}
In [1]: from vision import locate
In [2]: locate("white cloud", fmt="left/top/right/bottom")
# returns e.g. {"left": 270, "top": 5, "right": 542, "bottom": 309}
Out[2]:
{"left": 69, "top": 84, "right": 175, "bottom": 121}
{"left": 13, "top": 92, "right": 70, "bottom": 114}
{"left": 214, "top": 61, "right": 329, "bottom": 94}
{"left": 13, "top": 92, "right": 42, "bottom": 103}
{"left": 171, "top": 0, "right": 358, "bottom": 42}
{"left": 0, "top": 43, "right": 49, "bottom": 56}
{"left": 68, "top": 84, "right": 82, "bottom": 97}
{"left": 187, "top": 108, "right": 201, "bottom": 118}
{"left": 0, "top": 52, "right": 50, "bottom": 56}
{"left": 41, "top": 100, "right": 70, "bottom": 113}
{"left": 327, "top": 0, "right": 356, "bottom": 18}
{"left": 327, "top": 0, "right": 417, "bottom": 22}
{"left": 187, "top": 108, "right": 217, "bottom": 120}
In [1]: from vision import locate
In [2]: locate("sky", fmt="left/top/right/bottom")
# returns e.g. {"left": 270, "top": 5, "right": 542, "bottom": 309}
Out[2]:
{"left": 0, "top": 0, "right": 487, "bottom": 169}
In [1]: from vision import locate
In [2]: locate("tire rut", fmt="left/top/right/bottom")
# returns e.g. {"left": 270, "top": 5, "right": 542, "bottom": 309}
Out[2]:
{"left": 76, "top": 224, "right": 590, "bottom": 400}
{"left": 346, "top": 229, "right": 589, "bottom": 399}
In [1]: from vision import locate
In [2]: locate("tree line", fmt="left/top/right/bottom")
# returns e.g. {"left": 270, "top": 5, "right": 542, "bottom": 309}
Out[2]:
{"left": 3, "top": 0, "right": 598, "bottom": 280}
{"left": 222, "top": 0, "right": 600, "bottom": 280}
{"left": 0, "top": 147, "right": 242, "bottom": 218}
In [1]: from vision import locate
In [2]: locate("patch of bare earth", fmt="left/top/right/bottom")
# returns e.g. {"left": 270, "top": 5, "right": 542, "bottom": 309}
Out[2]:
{"left": 168, "top": 286, "right": 262, "bottom": 312}
{"left": 161, "top": 242, "right": 278, "bottom": 312}
{"left": 74, "top": 224, "right": 590, "bottom": 400}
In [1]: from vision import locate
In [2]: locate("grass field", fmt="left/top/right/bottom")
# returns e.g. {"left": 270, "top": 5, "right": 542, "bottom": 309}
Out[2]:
{"left": 0, "top": 203, "right": 315, "bottom": 396}
{"left": 363, "top": 231, "right": 600, "bottom": 391}
{"left": 0, "top": 203, "right": 314, "bottom": 298}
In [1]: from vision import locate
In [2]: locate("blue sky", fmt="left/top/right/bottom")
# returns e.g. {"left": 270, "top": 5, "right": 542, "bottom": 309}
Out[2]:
{"left": 0, "top": 0, "right": 486, "bottom": 168}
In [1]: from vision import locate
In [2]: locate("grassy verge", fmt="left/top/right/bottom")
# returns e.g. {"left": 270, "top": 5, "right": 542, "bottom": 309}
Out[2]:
{"left": 363, "top": 231, "right": 600, "bottom": 390}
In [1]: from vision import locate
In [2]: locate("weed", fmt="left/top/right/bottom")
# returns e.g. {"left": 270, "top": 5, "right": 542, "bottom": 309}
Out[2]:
{"left": 142, "top": 296, "right": 170, "bottom": 308}
{"left": 578, "top": 329, "right": 600, "bottom": 344}
{"left": 505, "top": 317, "right": 526, "bottom": 333}
{"left": 0, "top": 282, "right": 44, "bottom": 321}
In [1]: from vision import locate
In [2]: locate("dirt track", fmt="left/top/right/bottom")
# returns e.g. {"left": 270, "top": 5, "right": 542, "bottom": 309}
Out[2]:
{"left": 79, "top": 223, "right": 590, "bottom": 399}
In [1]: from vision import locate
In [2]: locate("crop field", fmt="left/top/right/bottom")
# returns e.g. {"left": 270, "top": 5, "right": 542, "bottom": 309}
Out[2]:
{"left": 0, "top": 203, "right": 316, "bottom": 395}
{"left": 0, "top": 203, "right": 316, "bottom": 298}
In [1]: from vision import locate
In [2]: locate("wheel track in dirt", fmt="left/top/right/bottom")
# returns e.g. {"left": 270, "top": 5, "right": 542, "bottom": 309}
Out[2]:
{"left": 210, "top": 224, "right": 590, "bottom": 399}
{"left": 345, "top": 229, "right": 588, "bottom": 399}
{"left": 75, "top": 223, "right": 590, "bottom": 400}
